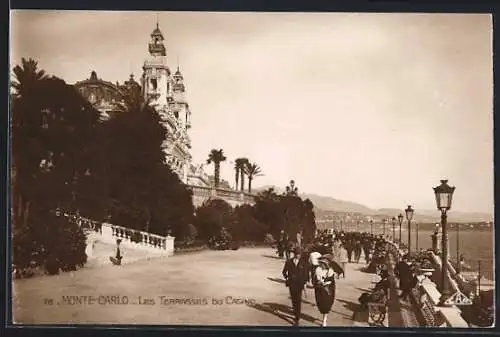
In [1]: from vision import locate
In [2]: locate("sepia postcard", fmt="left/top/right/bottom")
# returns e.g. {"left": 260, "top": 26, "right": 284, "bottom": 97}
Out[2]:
{"left": 9, "top": 10, "right": 494, "bottom": 327}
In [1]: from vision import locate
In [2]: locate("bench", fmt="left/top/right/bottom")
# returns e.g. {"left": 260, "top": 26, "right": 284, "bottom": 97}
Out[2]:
{"left": 367, "top": 300, "right": 388, "bottom": 326}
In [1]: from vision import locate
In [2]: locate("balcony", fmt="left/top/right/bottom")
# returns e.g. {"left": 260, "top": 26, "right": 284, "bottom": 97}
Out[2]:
{"left": 188, "top": 185, "right": 256, "bottom": 205}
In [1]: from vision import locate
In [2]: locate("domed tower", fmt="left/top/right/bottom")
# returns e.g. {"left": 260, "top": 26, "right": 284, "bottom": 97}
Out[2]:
{"left": 141, "top": 21, "right": 192, "bottom": 184}
{"left": 142, "top": 22, "right": 171, "bottom": 109}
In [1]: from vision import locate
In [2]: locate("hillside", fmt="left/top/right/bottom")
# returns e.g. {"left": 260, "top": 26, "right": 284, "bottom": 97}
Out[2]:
{"left": 253, "top": 185, "right": 493, "bottom": 223}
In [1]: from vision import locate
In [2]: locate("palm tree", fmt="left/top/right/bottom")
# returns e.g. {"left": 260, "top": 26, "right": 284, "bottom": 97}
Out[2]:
{"left": 244, "top": 162, "right": 263, "bottom": 193}
{"left": 206, "top": 149, "right": 226, "bottom": 188}
{"left": 234, "top": 158, "right": 246, "bottom": 191}
{"left": 11, "top": 58, "right": 49, "bottom": 99}
{"left": 11, "top": 58, "right": 49, "bottom": 231}
{"left": 239, "top": 158, "right": 249, "bottom": 191}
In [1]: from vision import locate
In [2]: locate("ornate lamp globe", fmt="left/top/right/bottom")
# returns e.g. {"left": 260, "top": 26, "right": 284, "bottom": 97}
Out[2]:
{"left": 405, "top": 205, "right": 414, "bottom": 221}
{"left": 392, "top": 217, "right": 396, "bottom": 226}
{"left": 433, "top": 179, "right": 456, "bottom": 211}
{"left": 398, "top": 213, "right": 403, "bottom": 225}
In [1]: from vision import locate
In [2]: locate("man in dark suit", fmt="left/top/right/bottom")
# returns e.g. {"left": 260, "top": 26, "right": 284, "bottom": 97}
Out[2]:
{"left": 395, "top": 255, "right": 411, "bottom": 298}
{"left": 282, "top": 246, "right": 309, "bottom": 326}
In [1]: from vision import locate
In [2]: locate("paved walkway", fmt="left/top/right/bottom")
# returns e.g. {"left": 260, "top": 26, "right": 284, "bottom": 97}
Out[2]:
{"left": 13, "top": 248, "right": 376, "bottom": 326}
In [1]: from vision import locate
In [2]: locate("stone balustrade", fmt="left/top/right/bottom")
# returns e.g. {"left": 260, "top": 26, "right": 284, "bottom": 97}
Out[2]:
{"left": 189, "top": 185, "right": 256, "bottom": 205}
{"left": 63, "top": 213, "right": 175, "bottom": 258}
{"left": 384, "top": 240, "right": 469, "bottom": 328}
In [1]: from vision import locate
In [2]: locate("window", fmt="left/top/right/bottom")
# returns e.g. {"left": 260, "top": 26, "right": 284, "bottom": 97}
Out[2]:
{"left": 151, "top": 79, "right": 157, "bottom": 90}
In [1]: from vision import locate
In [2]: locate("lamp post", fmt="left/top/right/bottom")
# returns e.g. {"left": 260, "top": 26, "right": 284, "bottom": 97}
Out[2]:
{"left": 434, "top": 179, "right": 456, "bottom": 306}
{"left": 398, "top": 213, "right": 403, "bottom": 245}
{"left": 415, "top": 222, "right": 419, "bottom": 252}
{"left": 456, "top": 223, "right": 461, "bottom": 273}
{"left": 370, "top": 219, "right": 373, "bottom": 235}
{"left": 391, "top": 217, "right": 396, "bottom": 243}
{"left": 405, "top": 206, "right": 414, "bottom": 254}
{"left": 382, "top": 218, "right": 386, "bottom": 237}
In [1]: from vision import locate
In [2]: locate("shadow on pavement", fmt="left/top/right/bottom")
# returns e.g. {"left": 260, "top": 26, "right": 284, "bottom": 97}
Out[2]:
{"left": 336, "top": 298, "right": 361, "bottom": 313}
{"left": 267, "top": 277, "right": 286, "bottom": 284}
{"left": 262, "top": 254, "right": 283, "bottom": 260}
{"left": 248, "top": 302, "right": 320, "bottom": 325}
{"left": 337, "top": 299, "right": 368, "bottom": 323}
{"left": 329, "top": 308, "right": 352, "bottom": 320}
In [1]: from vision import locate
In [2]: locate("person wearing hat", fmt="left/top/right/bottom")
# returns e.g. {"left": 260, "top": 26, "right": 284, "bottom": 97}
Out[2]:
{"left": 395, "top": 254, "right": 411, "bottom": 297}
{"left": 282, "top": 246, "right": 308, "bottom": 326}
{"left": 312, "top": 257, "right": 336, "bottom": 327}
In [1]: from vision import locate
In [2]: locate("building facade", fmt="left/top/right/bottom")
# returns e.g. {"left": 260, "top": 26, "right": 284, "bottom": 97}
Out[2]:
{"left": 73, "top": 22, "right": 255, "bottom": 207}
{"left": 74, "top": 23, "right": 195, "bottom": 184}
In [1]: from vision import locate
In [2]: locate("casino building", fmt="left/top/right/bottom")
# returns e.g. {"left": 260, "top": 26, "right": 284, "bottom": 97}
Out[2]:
{"left": 73, "top": 22, "right": 254, "bottom": 206}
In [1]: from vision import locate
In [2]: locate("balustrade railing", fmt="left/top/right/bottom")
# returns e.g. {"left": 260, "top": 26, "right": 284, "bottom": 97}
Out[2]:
{"left": 111, "top": 224, "right": 167, "bottom": 250}
{"left": 61, "top": 212, "right": 173, "bottom": 254}
{"left": 189, "top": 185, "right": 256, "bottom": 204}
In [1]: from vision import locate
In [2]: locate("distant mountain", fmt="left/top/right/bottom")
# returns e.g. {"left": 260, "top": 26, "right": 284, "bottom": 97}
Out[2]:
{"left": 253, "top": 185, "right": 374, "bottom": 213}
{"left": 253, "top": 185, "right": 493, "bottom": 223}
{"left": 376, "top": 208, "right": 493, "bottom": 224}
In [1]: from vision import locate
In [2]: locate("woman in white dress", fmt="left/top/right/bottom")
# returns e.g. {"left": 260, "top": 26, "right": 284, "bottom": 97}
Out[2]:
{"left": 313, "top": 258, "right": 336, "bottom": 327}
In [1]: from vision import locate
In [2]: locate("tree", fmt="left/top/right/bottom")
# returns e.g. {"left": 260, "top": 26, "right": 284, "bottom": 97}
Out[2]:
{"left": 11, "top": 58, "right": 48, "bottom": 100}
{"left": 231, "top": 204, "right": 267, "bottom": 241}
{"left": 239, "top": 157, "right": 249, "bottom": 191}
{"left": 244, "top": 162, "right": 263, "bottom": 193}
{"left": 206, "top": 149, "right": 226, "bottom": 188}
{"left": 234, "top": 158, "right": 246, "bottom": 191}
{"left": 194, "top": 199, "right": 233, "bottom": 240}
{"left": 11, "top": 58, "right": 100, "bottom": 273}
{"left": 253, "top": 188, "right": 283, "bottom": 238}
{"left": 85, "top": 102, "right": 194, "bottom": 238}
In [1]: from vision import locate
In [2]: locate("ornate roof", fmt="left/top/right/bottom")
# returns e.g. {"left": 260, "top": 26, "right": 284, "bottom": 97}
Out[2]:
{"left": 151, "top": 23, "right": 164, "bottom": 40}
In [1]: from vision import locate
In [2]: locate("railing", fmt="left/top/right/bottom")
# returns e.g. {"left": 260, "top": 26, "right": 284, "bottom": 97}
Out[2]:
{"left": 62, "top": 213, "right": 174, "bottom": 256}
{"left": 189, "top": 185, "right": 256, "bottom": 204}
{"left": 110, "top": 223, "right": 167, "bottom": 250}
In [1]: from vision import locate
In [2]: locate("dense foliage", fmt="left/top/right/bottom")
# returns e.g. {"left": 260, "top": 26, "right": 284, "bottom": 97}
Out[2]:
{"left": 11, "top": 58, "right": 100, "bottom": 275}
{"left": 11, "top": 58, "right": 194, "bottom": 276}
{"left": 84, "top": 101, "right": 194, "bottom": 237}
{"left": 193, "top": 183, "right": 317, "bottom": 249}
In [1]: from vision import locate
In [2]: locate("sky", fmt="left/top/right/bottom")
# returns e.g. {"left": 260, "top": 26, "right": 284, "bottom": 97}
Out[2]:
{"left": 10, "top": 11, "right": 494, "bottom": 214}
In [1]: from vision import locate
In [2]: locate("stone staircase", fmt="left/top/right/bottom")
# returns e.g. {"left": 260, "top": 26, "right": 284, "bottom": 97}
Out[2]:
{"left": 85, "top": 238, "right": 166, "bottom": 268}
{"left": 68, "top": 213, "right": 176, "bottom": 268}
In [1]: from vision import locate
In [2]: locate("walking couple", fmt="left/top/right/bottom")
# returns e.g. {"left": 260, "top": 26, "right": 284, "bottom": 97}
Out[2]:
{"left": 282, "top": 247, "right": 336, "bottom": 327}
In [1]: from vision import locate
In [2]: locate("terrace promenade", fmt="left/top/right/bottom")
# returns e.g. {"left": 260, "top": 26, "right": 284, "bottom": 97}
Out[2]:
{"left": 14, "top": 247, "right": 386, "bottom": 326}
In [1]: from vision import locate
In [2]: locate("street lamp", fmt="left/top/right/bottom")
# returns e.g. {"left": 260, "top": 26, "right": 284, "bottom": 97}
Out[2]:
{"left": 398, "top": 213, "right": 403, "bottom": 245}
{"left": 456, "top": 223, "right": 461, "bottom": 273}
{"left": 405, "top": 205, "right": 414, "bottom": 254}
{"left": 370, "top": 219, "right": 373, "bottom": 235}
{"left": 415, "top": 222, "right": 419, "bottom": 252}
{"left": 383, "top": 218, "right": 386, "bottom": 236}
{"left": 391, "top": 217, "right": 396, "bottom": 243}
{"left": 433, "top": 179, "right": 456, "bottom": 306}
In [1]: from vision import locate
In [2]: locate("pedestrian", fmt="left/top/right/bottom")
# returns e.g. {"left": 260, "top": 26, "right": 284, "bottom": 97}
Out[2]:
{"left": 278, "top": 230, "right": 286, "bottom": 258}
{"left": 313, "top": 258, "right": 336, "bottom": 327}
{"left": 354, "top": 239, "right": 362, "bottom": 264}
{"left": 309, "top": 251, "right": 322, "bottom": 285}
{"left": 282, "top": 246, "right": 309, "bottom": 326}
{"left": 296, "top": 231, "right": 302, "bottom": 248}
{"left": 346, "top": 239, "right": 353, "bottom": 263}
{"left": 395, "top": 255, "right": 411, "bottom": 298}
{"left": 338, "top": 244, "right": 348, "bottom": 278}
{"left": 400, "top": 266, "right": 418, "bottom": 301}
